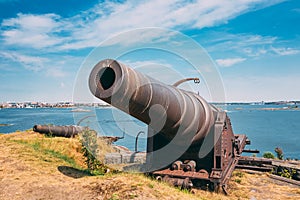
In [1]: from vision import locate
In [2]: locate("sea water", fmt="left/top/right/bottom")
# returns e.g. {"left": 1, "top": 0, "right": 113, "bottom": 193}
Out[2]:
{"left": 226, "top": 104, "right": 300, "bottom": 159}
{"left": 0, "top": 105, "right": 299, "bottom": 159}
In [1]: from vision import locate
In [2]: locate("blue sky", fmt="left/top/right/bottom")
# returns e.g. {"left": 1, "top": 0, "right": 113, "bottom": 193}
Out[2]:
{"left": 0, "top": 0, "right": 299, "bottom": 102}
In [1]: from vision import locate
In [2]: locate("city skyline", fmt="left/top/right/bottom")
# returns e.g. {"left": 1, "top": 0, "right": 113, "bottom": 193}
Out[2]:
{"left": 1, "top": 0, "right": 300, "bottom": 103}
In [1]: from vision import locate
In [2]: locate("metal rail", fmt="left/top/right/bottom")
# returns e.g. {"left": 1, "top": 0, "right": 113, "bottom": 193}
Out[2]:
{"left": 237, "top": 156, "right": 300, "bottom": 185}
{"left": 135, "top": 131, "right": 145, "bottom": 152}
{"left": 172, "top": 78, "right": 200, "bottom": 87}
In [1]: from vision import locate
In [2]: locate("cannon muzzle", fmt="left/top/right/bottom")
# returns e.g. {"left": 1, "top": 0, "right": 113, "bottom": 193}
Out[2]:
{"left": 89, "top": 59, "right": 217, "bottom": 145}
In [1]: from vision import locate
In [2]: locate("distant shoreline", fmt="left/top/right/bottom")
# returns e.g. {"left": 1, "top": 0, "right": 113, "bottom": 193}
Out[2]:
{"left": 1, "top": 101, "right": 299, "bottom": 109}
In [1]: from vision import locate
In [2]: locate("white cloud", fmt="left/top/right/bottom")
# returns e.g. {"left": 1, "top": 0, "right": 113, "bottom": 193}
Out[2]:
{"left": 46, "top": 67, "right": 67, "bottom": 78}
{"left": 203, "top": 32, "right": 277, "bottom": 57}
{"left": 0, "top": 51, "right": 47, "bottom": 71}
{"left": 215, "top": 58, "right": 246, "bottom": 67}
{"left": 59, "top": 28, "right": 177, "bottom": 50}
{"left": 60, "top": 82, "right": 65, "bottom": 88}
{"left": 243, "top": 47, "right": 267, "bottom": 57}
{"left": 200, "top": 31, "right": 300, "bottom": 58}
{"left": 1, "top": 13, "right": 63, "bottom": 49}
{"left": 66, "top": 0, "right": 284, "bottom": 49}
{"left": 1, "top": 0, "right": 285, "bottom": 50}
{"left": 292, "top": 8, "right": 300, "bottom": 13}
{"left": 203, "top": 31, "right": 300, "bottom": 58}
{"left": 0, "top": 51, "right": 78, "bottom": 77}
{"left": 271, "top": 47, "right": 300, "bottom": 56}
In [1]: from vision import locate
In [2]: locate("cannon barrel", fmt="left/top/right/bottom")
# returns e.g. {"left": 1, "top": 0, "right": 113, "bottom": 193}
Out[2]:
{"left": 89, "top": 59, "right": 218, "bottom": 145}
{"left": 33, "top": 124, "right": 85, "bottom": 138}
{"left": 89, "top": 59, "right": 250, "bottom": 191}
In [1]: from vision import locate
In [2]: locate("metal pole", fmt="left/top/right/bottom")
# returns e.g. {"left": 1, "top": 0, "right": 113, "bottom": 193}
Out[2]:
{"left": 135, "top": 131, "right": 145, "bottom": 152}
{"left": 172, "top": 78, "right": 200, "bottom": 87}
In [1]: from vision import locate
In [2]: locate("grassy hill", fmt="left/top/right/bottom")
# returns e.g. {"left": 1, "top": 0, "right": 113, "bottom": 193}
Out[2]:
{"left": 0, "top": 131, "right": 300, "bottom": 200}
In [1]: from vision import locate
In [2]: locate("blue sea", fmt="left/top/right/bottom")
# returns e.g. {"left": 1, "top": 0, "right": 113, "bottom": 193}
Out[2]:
{"left": 0, "top": 105, "right": 299, "bottom": 159}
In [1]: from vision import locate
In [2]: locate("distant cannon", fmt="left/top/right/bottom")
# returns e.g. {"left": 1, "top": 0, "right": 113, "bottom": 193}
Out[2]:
{"left": 33, "top": 124, "right": 86, "bottom": 138}
{"left": 89, "top": 59, "right": 250, "bottom": 193}
{"left": 33, "top": 124, "right": 125, "bottom": 143}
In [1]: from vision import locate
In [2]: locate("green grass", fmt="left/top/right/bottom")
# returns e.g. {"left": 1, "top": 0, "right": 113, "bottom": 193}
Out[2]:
{"left": 9, "top": 135, "right": 107, "bottom": 176}
{"left": 11, "top": 139, "right": 79, "bottom": 168}
{"left": 109, "top": 193, "right": 120, "bottom": 200}
{"left": 44, "top": 149, "right": 78, "bottom": 167}
{"left": 234, "top": 178, "right": 242, "bottom": 184}
{"left": 233, "top": 170, "right": 244, "bottom": 178}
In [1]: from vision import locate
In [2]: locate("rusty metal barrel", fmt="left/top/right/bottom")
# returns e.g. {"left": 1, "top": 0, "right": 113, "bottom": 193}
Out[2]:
{"left": 33, "top": 124, "right": 85, "bottom": 138}
{"left": 89, "top": 59, "right": 217, "bottom": 145}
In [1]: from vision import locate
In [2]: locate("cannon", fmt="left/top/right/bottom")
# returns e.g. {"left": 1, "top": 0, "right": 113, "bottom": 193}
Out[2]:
{"left": 89, "top": 59, "right": 249, "bottom": 193}
{"left": 33, "top": 124, "right": 86, "bottom": 138}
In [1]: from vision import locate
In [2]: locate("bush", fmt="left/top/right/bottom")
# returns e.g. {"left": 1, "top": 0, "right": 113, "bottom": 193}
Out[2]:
{"left": 80, "top": 129, "right": 107, "bottom": 175}
{"left": 278, "top": 168, "right": 296, "bottom": 179}
{"left": 263, "top": 152, "right": 275, "bottom": 159}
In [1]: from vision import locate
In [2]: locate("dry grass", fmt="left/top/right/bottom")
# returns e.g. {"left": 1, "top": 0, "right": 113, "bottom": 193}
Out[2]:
{"left": 1, "top": 131, "right": 300, "bottom": 200}
{"left": 6, "top": 130, "right": 86, "bottom": 168}
{"left": 87, "top": 173, "right": 202, "bottom": 200}
{"left": 96, "top": 139, "right": 117, "bottom": 161}
{"left": 227, "top": 170, "right": 300, "bottom": 200}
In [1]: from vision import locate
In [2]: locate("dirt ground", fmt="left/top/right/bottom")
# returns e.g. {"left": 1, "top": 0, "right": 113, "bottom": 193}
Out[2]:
{"left": 0, "top": 131, "right": 300, "bottom": 200}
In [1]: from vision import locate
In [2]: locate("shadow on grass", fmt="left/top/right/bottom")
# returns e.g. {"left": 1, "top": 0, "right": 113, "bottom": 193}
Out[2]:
{"left": 58, "top": 166, "right": 91, "bottom": 179}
